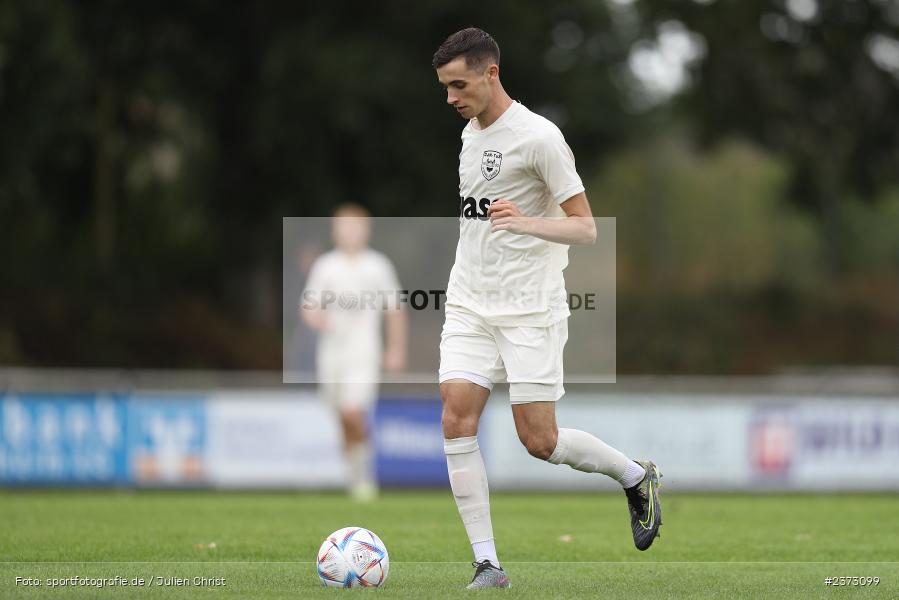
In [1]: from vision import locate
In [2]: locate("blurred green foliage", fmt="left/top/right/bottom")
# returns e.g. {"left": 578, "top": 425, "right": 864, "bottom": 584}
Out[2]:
{"left": 594, "top": 132, "right": 898, "bottom": 372}
{"left": 0, "top": 0, "right": 896, "bottom": 371}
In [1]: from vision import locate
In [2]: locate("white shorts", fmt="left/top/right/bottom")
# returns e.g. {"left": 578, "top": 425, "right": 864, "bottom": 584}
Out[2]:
{"left": 438, "top": 304, "right": 567, "bottom": 404}
{"left": 317, "top": 351, "right": 379, "bottom": 410}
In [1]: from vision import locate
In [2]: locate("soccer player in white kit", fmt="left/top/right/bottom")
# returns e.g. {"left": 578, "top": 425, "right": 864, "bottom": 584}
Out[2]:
{"left": 433, "top": 28, "right": 662, "bottom": 589}
{"left": 302, "top": 204, "right": 407, "bottom": 501}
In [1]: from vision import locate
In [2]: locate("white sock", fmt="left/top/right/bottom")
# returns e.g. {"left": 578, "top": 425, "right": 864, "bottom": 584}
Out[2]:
{"left": 471, "top": 539, "right": 499, "bottom": 567}
{"left": 620, "top": 460, "right": 647, "bottom": 489}
{"left": 444, "top": 436, "right": 497, "bottom": 565}
{"left": 347, "top": 441, "right": 375, "bottom": 490}
{"left": 547, "top": 428, "right": 645, "bottom": 488}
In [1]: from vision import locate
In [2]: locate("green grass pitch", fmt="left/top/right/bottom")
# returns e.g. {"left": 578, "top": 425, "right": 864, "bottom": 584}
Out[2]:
{"left": 1, "top": 490, "right": 897, "bottom": 599}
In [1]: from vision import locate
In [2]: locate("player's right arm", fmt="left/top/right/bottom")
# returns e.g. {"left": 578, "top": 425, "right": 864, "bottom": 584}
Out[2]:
{"left": 487, "top": 193, "right": 596, "bottom": 245}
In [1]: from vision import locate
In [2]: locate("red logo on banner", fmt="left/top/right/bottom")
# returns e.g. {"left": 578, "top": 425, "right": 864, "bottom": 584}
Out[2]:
{"left": 751, "top": 418, "right": 794, "bottom": 475}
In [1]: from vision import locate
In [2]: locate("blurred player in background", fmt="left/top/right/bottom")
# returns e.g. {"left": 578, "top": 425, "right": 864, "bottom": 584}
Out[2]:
{"left": 302, "top": 204, "right": 407, "bottom": 501}
{"left": 433, "top": 28, "right": 662, "bottom": 588}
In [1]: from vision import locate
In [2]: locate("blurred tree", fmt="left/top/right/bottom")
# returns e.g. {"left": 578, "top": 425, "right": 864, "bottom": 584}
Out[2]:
{"left": 638, "top": 0, "right": 899, "bottom": 272}
{"left": 0, "top": 0, "right": 895, "bottom": 369}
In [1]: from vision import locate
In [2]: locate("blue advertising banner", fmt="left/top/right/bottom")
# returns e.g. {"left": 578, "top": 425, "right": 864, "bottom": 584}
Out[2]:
{"left": 0, "top": 394, "right": 128, "bottom": 485}
{"left": 127, "top": 395, "right": 207, "bottom": 486}
{"left": 0, "top": 393, "right": 206, "bottom": 486}
{"left": 373, "top": 397, "right": 447, "bottom": 486}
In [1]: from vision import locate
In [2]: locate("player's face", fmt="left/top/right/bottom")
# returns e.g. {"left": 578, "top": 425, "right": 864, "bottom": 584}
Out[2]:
{"left": 436, "top": 57, "right": 494, "bottom": 120}
{"left": 332, "top": 217, "right": 370, "bottom": 253}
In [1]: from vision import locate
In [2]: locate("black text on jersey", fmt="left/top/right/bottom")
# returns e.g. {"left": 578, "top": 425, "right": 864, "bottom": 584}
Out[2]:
{"left": 459, "top": 196, "right": 495, "bottom": 220}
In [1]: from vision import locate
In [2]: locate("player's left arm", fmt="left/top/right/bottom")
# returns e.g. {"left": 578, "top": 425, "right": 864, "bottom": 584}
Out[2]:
{"left": 383, "top": 307, "right": 407, "bottom": 373}
{"left": 380, "top": 258, "right": 408, "bottom": 373}
{"left": 487, "top": 193, "right": 597, "bottom": 245}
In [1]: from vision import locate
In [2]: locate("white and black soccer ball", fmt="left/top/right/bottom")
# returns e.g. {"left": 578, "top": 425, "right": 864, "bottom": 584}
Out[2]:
{"left": 316, "top": 526, "right": 389, "bottom": 588}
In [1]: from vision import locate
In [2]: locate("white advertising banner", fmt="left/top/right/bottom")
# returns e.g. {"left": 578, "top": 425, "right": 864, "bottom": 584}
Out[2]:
{"left": 749, "top": 399, "right": 899, "bottom": 489}
{"left": 483, "top": 393, "right": 899, "bottom": 490}
{"left": 205, "top": 391, "right": 345, "bottom": 488}
{"left": 483, "top": 393, "right": 753, "bottom": 490}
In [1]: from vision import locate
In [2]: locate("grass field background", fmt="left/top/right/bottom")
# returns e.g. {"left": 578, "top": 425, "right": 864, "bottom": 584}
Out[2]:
{"left": 1, "top": 491, "right": 897, "bottom": 599}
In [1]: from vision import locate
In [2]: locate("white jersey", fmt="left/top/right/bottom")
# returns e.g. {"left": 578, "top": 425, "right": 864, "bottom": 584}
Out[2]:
{"left": 304, "top": 249, "right": 401, "bottom": 361}
{"left": 446, "top": 101, "right": 585, "bottom": 326}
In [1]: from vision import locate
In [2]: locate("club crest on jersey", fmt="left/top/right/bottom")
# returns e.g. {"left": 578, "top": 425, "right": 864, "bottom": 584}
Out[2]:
{"left": 481, "top": 150, "right": 502, "bottom": 180}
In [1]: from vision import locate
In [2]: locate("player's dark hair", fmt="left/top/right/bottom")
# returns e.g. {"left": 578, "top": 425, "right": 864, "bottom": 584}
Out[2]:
{"left": 431, "top": 27, "right": 500, "bottom": 71}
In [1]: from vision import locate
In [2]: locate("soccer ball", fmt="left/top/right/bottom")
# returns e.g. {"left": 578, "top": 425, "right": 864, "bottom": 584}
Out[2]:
{"left": 316, "top": 526, "right": 389, "bottom": 588}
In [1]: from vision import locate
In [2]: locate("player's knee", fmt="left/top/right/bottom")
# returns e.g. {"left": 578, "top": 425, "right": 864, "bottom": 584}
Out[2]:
{"left": 521, "top": 431, "right": 557, "bottom": 461}
{"left": 441, "top": 409, "right": 478, "bottom": 439}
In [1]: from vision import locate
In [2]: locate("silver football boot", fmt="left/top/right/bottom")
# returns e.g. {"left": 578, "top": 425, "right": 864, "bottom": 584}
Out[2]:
{"left": 466, "top": 560, "right": 511, "bottom": 589}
